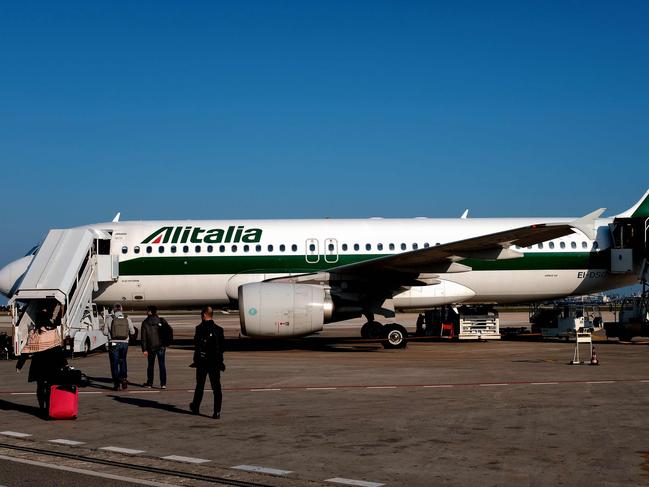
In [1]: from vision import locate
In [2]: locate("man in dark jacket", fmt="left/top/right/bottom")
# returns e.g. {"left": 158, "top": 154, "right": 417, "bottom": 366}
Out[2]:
{"left": 140, "top": 306, "right": 168, "bottom": 388}
{"left": 189, "top": 306, "right": 225, "bottom": 419}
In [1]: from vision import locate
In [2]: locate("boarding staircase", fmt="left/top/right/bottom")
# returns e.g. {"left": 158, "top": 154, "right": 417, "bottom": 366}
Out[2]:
{"left": 9, "top": 228, "right": 118, "bottom": 355}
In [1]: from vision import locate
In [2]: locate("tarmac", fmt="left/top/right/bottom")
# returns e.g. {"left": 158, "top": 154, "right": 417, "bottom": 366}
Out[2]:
{"left": 0, "top": 312, "right": 648, "bottom": 486}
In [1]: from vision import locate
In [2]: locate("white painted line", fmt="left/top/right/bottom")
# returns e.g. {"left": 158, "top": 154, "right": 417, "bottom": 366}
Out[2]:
{"left": 100, "top": 446, "right": 146, "bottom": 455}
{"left": 640, "top": 380, "right": 649, "bottom": 383}
{"left": 0, "top": 431, "right": 31, "bottom": 438}
{"left": 479, "top": 383, "right": 509, "bottom": 387}
{"left": 586, "top": 381, "right": 614, "bottom": 384}
{"left": 423, "top": 385, "right": 454, "bottom": 388}
{"left": 128, "top": 390, "right": 160, "bottom": 394}
{"left": 49, "top": 439, "right": 85, "bottom": 446}
{"left": 366, "top": 386, "right": 397, "bottom": 389}
{"left": 232, "top": 464, "right": 292, "bottom": 475}
{"left": 306, "top": 387, "right": 338, "bottom": 390}
{"left": 250, "top": 388, "right": 281, "bottom": 392}
{"left": 10, "top": 392, "right": 36, "bottom": 395}
{"left": 326, "top": 477, "right": 385, "bottom": 487}
{"left": 531, "top": 382, "right": 559, "bottom": 385}
{"left": 162, "top": 455, "right": 210, "bottom": 464}
{"left": 0, "top": 454, "right": 177, "bottom": 487}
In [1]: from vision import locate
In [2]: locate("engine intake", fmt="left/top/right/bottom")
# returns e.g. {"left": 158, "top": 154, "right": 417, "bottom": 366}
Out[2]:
{"left": 238, "top": 283, "right": 333, "bottom": 337}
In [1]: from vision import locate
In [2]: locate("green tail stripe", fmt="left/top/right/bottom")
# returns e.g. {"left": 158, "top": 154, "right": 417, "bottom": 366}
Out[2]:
{"left": 632, "top": 194, "right": 649, "bottom": 217}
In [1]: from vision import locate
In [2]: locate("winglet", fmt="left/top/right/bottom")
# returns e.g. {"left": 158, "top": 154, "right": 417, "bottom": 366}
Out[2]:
{"left": 570, "top": 208, "right": 606, "bottom": 240}
{"left": 112, "top": 212, "right": 121, "bottom": 223}
{"left": 615, "top": 189, "right": 649, "bottom": 218}
{"left": 460, "top": 209, "right": 469, "bottom": 219}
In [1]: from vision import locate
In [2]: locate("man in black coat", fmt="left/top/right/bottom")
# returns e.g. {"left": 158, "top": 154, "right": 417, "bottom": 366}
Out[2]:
{"left": 189, "top": 306, "right": 225, "bottom": 419}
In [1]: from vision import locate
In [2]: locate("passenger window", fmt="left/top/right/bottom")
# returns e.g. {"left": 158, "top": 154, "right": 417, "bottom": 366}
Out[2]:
{"left": 171, "top": 246, "right": 177, "bottom": 254}
{"left": 309, "top": 243, "right": 315, "bottom": 252}
{"left": 582, "top": 241, "right": 588, "bottom": 249}
{"left": 412, "top": 243, "right": 418, "bottom": 250}
{"left": 560, "top": 242, "right": 566, "bottom": 249}
{"left": 183, "top": 245, "right": 189, "bottom": 253}
{"left": 256, "top": 244, "right": 262, "bottom": 252}
{"left": 280, "top": 244, "right": 285, "bottom": 252}
{"left": 549, "top": 242, "right": 555, "bottom": 249}
{"left": 121, "top": 246, "right": 128, "bottom": 254}
{"left": 292, "top": 244, "right": 297, "bottom": 252}
{"left": 435, "top": 242, "right": 440, "bottom": 246}
{"left": 329, "top": 243, "right": 335, "bottom": 251}
{"left": 268, "top": 245, "right": 274, "bottom": 252}
{"left": 342, "top": 244, "right": 348, "bottom": 251}
{"left": 195, "top": 245, "right": 201, "bottom": 253}
{"left": 146, "top": 246, "right": 152, "bottom": 254}
{"left": 593, "top": 241, "right": 599, "bottom": 249}
{"left": 389, "top": 243, "right": 395, "bottom": 251}
{"left": 571, "top": 242, "right": 576, "bottom": 249}
{"left": 377, "top": 243, "right": 383, "bottom": 251}
{"left": 219, "top": 245, "right": 225, "bottom": 253}
{"left": 401, "top": 243, "right": 407, "bottom": 250}
{"left": 232, "top": 245, "right": 238, "bottom": 252}
{"left": 354, "top": 244, "right": 360, "bottom": 251}
{"left": 538, "top": 243, "right": 543, "bottom": 249}
{"left": 244, "top": 245, "right": 250, "bottom": 252}
{"left": 134, "top": 246, "right": 140, "bottom": 254}
{"left": 159, "top": 246, "right": 164, "bottom": 253}
{"left": 366, "top": 243, "right": 372, "bottom": 251}
{"left": 207, "top": 245, "right": 213, "bottom": 253}
{"left": 424, "top": 243, "right": 429, "bottom": 248}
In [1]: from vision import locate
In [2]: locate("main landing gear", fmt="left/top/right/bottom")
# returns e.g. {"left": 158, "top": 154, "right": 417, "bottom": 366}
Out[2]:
{"left": 360, "top": 315, "right": 408, "bottom": 349}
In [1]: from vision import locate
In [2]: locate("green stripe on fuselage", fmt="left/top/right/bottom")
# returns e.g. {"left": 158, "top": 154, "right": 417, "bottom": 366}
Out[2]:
{"left": 118, "top": 251, "right": 608, "bottom": 276}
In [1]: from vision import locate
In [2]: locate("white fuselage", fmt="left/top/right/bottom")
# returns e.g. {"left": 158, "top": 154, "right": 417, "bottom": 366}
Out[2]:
{"left": 84, "top": 216, "right": 635, "bottom": 309}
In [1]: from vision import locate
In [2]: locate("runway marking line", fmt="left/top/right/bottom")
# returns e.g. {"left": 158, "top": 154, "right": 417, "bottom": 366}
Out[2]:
{"left": 479, "top": 383, "right": 508, "bottom": 387}
{"left": 49, "top": 439, "right": 85, "bottom": 446}
{"left": 99, "top": 446, "right": 146, "bottom": 455}
{"left": 423, "top": 385, "right": 454, "bottom": 388}
{"left": 366, "top": 386, "right": 397, "bottom": 389}
{"left": 0, "top": 432, "right": 31, "bottom": 438}
{"left": 0, "top": 453, "right": 176, "bottom": 487}
{"left": 325, "top": 477, "right": 385, "bottom": 487}
{"left": 531, "top": 382, "right": 558, "bottom": 385}
{"left": 250, "top": 388, "right": 282, "bottom": 392}
{"left": 586, "top": 381, "right": 615, "bottom": 384}
{"left": 161, "top": 454, "right": 210, "bottom": 464}
{"left": 10, "top": 392, "right": 36, "bottom": 395}
{"left": 306, "top": 387, "right": 338, "bottom": 390}
{"left": 231, "top": 464, "right": 292, "bottom": 475}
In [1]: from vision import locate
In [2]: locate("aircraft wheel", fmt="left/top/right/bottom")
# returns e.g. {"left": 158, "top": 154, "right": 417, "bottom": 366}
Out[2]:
{"left": 361, "top": 321, "right": 385, "bottom": 339}
{"left": 383, "top": 324, "right": 408, "bottom": 349}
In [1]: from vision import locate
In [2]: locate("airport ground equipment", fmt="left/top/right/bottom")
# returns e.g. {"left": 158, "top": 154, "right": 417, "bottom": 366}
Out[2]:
{"left": 604, "top": 292, "right": 649, "bottom": 341}
{"left": 531, "top": 304, "right": 603, "bottom": 339}
{"left": 570, "top": 331, "right": 593, "bottom": 365}
{"left": 415, "top": 305, "right": 500, "bottom": 340}
{"left": 8, "top": 228, "right": 119, "bottom": 356}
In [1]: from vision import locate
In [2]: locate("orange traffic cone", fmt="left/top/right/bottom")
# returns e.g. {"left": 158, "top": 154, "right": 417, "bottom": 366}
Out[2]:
{"left": 590, "top": 346, "right": 599, "bottom": 366}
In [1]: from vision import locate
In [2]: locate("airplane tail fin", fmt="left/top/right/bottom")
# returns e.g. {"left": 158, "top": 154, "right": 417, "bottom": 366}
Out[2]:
{"left": 616, "top": 189, "right": 649, "bottom": 218}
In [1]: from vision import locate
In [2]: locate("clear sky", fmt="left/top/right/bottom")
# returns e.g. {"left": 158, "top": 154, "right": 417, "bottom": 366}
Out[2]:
{"left": 1, "top": 1, "right": 648, "bottom": 267}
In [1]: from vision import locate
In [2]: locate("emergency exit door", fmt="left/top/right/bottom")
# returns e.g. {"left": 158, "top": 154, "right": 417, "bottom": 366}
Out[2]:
{"left": 305, "top": 239, "right": 319, "bottom": 264}
{"left": 324, "top": 238, "right": 339, "bottom": 264}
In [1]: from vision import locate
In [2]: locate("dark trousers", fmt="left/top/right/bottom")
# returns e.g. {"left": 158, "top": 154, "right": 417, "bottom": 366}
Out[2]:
{"left": 36, "top": 380, "right": 50, "bottom": 412}
{"left": 146, "top": 348, "right": 166, "bottom": 386}
{"left": 109, "top": 342, "right": 129, "bottom": 385}
{"left": 192, "top": 366, "right": 221, "bottom": 414}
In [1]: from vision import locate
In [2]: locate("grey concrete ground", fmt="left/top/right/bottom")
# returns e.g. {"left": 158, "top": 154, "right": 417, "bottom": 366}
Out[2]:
{"left": 0, "top": 313, "right": 648, "bottom": 486}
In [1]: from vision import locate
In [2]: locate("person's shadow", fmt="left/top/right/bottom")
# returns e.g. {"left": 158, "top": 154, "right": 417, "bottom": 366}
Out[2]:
{"left": 0, "top": 398, "right": 45, "bottom": 419}
{"left": 108, "top": 395, "right": 194, "bottom": 416}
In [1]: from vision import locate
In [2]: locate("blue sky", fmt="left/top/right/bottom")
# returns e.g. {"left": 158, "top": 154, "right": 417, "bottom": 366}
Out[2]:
{"left": 0, "top": 1, "right": 648, "bottom": 266}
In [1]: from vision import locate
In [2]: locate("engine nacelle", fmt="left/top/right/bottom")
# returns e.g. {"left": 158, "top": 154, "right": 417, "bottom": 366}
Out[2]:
{"left": 238, "top": 283, "right": 333, "bottom": 337}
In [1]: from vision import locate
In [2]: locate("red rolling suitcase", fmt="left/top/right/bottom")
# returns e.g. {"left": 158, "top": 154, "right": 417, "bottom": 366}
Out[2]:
{"left": 49, "top": 384, "right": 78, "bottom": 420}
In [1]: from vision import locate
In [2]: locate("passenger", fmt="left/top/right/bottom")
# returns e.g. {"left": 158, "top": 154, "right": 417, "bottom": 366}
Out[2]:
{"left": 189, "top": 306, "right": 225, "bottom": 419}
{"left": 140, "top": 305, "right": 168, "bottom": 389}
{"left": 16, "top": 307, "right": 67, "bottom": 415}
{"left": 102, "top": 303, "right": 136, "bottom": 390}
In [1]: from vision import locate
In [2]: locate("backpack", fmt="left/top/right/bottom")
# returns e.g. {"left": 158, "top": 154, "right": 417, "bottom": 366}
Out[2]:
{"left": 159, "top": 318, "right": 173, "bottom": 347}
{"left": 111, "top": 316, "right": 130, "bottom": 340}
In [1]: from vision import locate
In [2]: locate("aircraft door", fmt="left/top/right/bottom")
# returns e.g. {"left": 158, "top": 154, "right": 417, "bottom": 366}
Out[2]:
{"left": 305, "top": 239, "right": 320, "bottom": 264}
{"left": 324, "top": 238, "right": 339, "bottom": 264}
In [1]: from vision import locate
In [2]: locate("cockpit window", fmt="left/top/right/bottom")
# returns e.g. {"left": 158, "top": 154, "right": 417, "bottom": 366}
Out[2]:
{"left": 25, "top": 245, "right": 40, "bottom": 257}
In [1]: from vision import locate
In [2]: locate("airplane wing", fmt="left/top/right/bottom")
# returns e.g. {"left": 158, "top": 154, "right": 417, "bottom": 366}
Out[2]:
{"left": 271, "top": 208, "right": 605, "bottom": 285}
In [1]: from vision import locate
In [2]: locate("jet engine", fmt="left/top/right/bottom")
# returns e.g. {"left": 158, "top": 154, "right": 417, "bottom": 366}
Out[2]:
{"left": 238, "top": 282, "right": 333, "bottom": 337}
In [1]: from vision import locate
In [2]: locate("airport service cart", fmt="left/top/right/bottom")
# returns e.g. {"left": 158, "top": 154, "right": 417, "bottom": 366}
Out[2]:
{"left": 457, "top": 307, "right": 501, "bottom": 340}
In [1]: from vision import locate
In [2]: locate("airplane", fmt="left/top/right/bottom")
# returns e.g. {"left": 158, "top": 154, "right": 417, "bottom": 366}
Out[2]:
{"left": 1, "top": 190, "right": 648, "bottom": 350}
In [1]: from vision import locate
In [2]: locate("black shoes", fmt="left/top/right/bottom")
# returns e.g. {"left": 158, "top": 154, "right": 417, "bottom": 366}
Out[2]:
{"left": 189, "top": 402, "right": 199, "bottom": 415}
{"left": 121, "top": 379, "right": 128, "bottom": 390}
{"left": 212, "top": 412, "right": 221, "bottom": 420}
